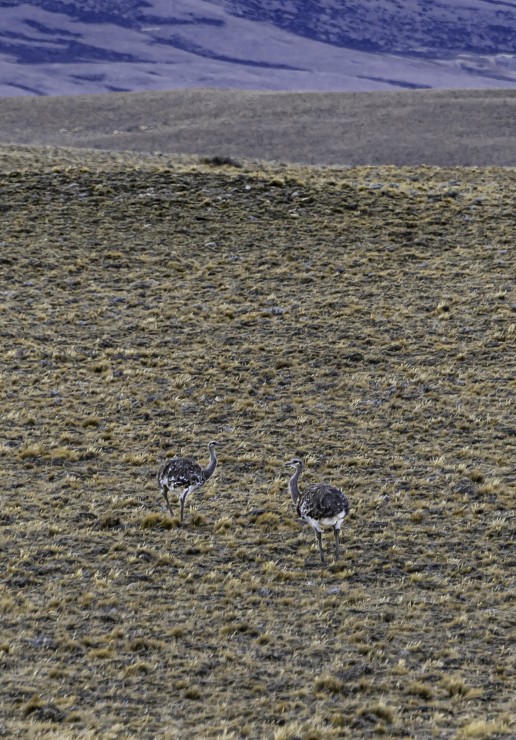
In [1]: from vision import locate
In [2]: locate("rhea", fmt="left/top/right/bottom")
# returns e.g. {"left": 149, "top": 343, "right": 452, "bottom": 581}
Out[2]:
{"left": 157, "top": 441, "right": 219, "bottom": 525}
{"left": 286, "top": 457, "right": 349, "bottom": 564}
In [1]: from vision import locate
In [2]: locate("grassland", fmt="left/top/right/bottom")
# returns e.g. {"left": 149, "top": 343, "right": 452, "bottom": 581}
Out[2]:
{"left": 1, "top": 87, "right": 516, "bottom": 166}
{"left": 0, "top": 144, "right": 514, "bottom": 738}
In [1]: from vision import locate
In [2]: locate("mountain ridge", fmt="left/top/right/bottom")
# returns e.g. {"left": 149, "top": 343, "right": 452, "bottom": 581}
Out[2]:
{"left": 1, "top": 0, "right": 516, "bottom": 96}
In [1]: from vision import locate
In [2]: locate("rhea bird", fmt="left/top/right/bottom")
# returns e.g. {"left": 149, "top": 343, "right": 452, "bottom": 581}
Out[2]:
{"left": 157, "top": 441, "right": 219, "bottom": 525}
{"left": 286, "top": 457, "right": 349, "bottom": 564}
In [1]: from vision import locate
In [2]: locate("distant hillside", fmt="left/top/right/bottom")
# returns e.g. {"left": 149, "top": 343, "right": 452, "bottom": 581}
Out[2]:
{"left": 220, "top": 0, "right": 516, "bottom": 56}
{"left": 0, "top": 0, "right": 515, "bottom": 96}
{"left": 1, "top": 88, "right": 516, "bottom": 166}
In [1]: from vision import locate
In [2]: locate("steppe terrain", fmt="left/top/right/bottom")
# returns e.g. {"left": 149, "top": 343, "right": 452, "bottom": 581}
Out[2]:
{"left": 0, "top": 143, "right": 514, "bottom": 738}
{"left": 1, "top": 88, "right": 516, "bottom": 166}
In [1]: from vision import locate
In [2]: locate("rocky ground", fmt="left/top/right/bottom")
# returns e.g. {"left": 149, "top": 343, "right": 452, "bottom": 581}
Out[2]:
{"left": 0, "top": 145, "right": 514, "bottom": 738}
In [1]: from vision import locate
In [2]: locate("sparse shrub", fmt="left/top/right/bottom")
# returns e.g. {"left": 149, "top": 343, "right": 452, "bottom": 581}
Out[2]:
{"left": 21, "top": 694, "right": 44, "bottom": 717}
{"left": 202, "top": 155, "right": 242, "bottom": 168}
{"left": 214, "top": 516, "right": 232, "bottom": 533}
{"left": 358, "top": 702, "right": 395, "bottom": 724}
{"left": 128, "top": 637, "right": 164, "bottom": 652}
{"left": 121, "top": 452, "right": 149, "bottom": 465}
{"left": 330, "top": 712, "right": 346, "bottom": 728}
{"left": 441, "top": 676, "right": 472, "bottom": 697}
{"left": 410, "top": 510, "right": 425, "bottom": 522}
{"left": 220, "top": 622, "right": 259, "bottom": 637}
{"left": 141, "top": 513, "right": 177, "bottom": 529}
{"left": 255, "top": 633, "right": 271, "bottom": 645}
{"left": 189, "top": 512, "right": 207, "bottom": 527}
{"left": 253, "top": 511, "right": 280, "bottom": 529}
{"left": 407, "top": 681, "right": 433, "bottom": 699}
{"left": 457, "top": 719, "right": 509, "bottom": 738}
{"left": 82, "top": 416, "right": 100, "bottom": 428}
{"left": 314, "top": 673, "right": 345, "bottom": 695}
{"left": 184, "top": 686, "right": 202, "bottom": 700}
{"left": 124, "top": 661, "right": 152, "bottom": 676}
{"left": 99, "top": 512, "right": 122, "bottom": 529}
{"left": 169, "top": 626, "right": 186, "bottom": 638}
{"left": 88, "top": 647, "right": 114, "bottom": 659}
{"left": 273, "top": 723, "right": 312, "bottom": 740}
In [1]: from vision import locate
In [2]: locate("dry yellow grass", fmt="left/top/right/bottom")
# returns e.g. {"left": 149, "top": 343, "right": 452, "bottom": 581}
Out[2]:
{"left": 0, "top": 146, "right": 514, "bottom": 738}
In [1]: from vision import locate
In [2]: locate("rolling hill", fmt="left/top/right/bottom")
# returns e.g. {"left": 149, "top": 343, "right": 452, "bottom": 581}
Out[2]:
{"left": 1, "top": 0, "right": 516, "bottom": 96}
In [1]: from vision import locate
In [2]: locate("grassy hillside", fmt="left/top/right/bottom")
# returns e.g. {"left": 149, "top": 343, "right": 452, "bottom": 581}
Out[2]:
{"left": 1, "top": 87, "right": 516, "bottom": 166}
{"left": 0, "top": 145, "right": 514, "bottom": 738}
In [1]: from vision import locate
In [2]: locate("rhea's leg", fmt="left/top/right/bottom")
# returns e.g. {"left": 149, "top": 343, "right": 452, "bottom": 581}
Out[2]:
{"left": 181, "top": 484, "right": 201, "bottom": 525}
{"left": 314, "top": 529, "right": 325, "bottom": 564}
{"left": 162, "top": 486, "right": 174, "bottom": 517}
{"left": 179, "top": 489, "right": 189, "bottom": 526}
{"left": 334, "top": 528, "right": 340, "bottom": 560}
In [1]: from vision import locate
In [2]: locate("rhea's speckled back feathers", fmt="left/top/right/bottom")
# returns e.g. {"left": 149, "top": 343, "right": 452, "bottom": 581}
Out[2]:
{"left": 158, "top": 457, "right": 205, "bottom": 490}
{"left": 298, "top": 483, "right": 349, "bottom": 522}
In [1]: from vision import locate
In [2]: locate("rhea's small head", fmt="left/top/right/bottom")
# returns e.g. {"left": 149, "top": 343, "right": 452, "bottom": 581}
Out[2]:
{"left": 286, "top": 457, "right": 304, "bottom": 469}
{"left": 208, "top": 440, "right": 219, "bottom": 449}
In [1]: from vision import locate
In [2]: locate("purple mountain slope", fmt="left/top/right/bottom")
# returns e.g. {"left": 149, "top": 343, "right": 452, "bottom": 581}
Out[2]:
{"left": 0, "top": 0, "right": 515, "bottom": 96}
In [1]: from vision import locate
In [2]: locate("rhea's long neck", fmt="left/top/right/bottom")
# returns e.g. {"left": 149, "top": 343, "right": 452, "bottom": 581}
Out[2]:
{"left": 204, "top": 446, "right": 218, "bottom": 480}
{"left": 289, "top": 467, "right": 302, "bottom": 504}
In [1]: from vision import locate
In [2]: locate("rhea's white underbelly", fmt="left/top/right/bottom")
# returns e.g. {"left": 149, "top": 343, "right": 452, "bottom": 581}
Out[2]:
{"left": 304, "top": 512, "right": 347, "bottom": 532}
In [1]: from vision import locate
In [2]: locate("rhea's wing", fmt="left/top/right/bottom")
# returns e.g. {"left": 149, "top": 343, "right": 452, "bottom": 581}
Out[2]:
{"left": 301, "top": 484, "right": 349, "bottom": 519}
{"left": 158, "top": 457, "right": 204, "bottom": 488}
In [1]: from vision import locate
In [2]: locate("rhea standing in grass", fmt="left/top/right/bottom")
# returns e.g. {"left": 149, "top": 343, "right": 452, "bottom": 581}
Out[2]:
{"left": 157, "top": 441, "right": 219, "bottom": 525}
{"left": 286, "top": 457, "right": 349, "bottom": 564}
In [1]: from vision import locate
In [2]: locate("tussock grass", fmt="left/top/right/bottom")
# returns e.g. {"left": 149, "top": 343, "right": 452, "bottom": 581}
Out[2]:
{"left": 0, "top": 147, "right": 514, "bottom": 738}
